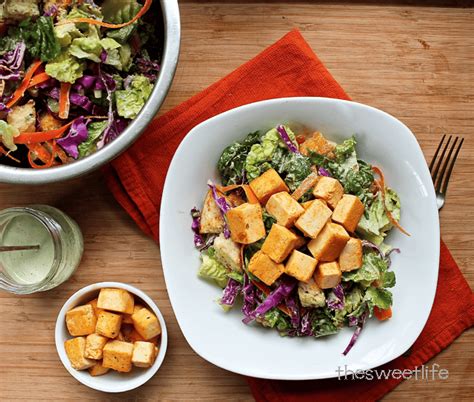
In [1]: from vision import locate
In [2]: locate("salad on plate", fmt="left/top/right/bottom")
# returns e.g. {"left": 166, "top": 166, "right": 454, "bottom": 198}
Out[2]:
{"left": 191, "top": 125, "right": 409, "bottom": 354}
{"left": 0, "top": 0, "right": 159, "bottom": 168}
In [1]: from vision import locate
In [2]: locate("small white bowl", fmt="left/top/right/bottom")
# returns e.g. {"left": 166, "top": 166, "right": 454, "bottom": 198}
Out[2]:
{"left": 55, "top": 282, "right": 168, "bottom": 393}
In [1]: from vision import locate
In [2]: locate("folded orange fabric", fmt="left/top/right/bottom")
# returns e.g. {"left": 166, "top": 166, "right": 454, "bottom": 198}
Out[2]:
{"left": 104, "top": 30, "right": 474, "bottom": 400}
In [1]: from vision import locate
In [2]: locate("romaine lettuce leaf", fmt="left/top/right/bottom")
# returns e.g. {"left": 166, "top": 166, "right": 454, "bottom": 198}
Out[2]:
{"left": 0, "top": 120, "right": 20, "bottom": 152}
{"left": 78, "top": 121, "right": 108, "bottom": 158}
{"left": 45, "top": 51, "right": 85, "bottom": 83}
{"left": 198, "top": 249, "right": 228, "bottom": 288}
{"left": 363, "top": 287, "right": 393, "bottom": 312}
{"left": 311, "top": 308, "right": 339, "bottom": 337}
{"left": 342, "top": 253, "right": 388, "bottom": 287}
{"left": 115, "top": 75, "right": 153, "bottom": 118}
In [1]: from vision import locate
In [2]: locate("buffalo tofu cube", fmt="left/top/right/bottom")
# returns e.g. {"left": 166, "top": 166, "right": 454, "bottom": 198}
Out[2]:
{"left": 332, "top": 194, "right": 365, "bottom": 232}
{"left": 132, "top": 308, "right": 162, "bottom": 340}
{"left": 86, "top": 298, "right": 104, "bottom": 318}
{"left": 200, "top": 190, "right": 225, "bottom": 234}
{"left": 261, "top": 224, "right": 298, "bottom": 263}
{"left": 298, "top": 278, "right": 326, "bottom": 308}
{"left": 300, "top": 132, "right": 336, "bottom": 157}
{"left": 102, "top": 341, "right": 134, "bottom": 373}
{"left": 84, "top": 333, "right": 108, "bottom": 360}
{"left": 88, "top": 361, "right": 110, "bottom": 376}
{"left": 123, "top": 304, "right": 145, "bottom": 324}
{"left": 292, "top": 233, "right": 307, "bottom": 249}
{"left": 301, "top": 200, "right": 314, "bottom": 210}
{"left": 308, "top": 223, "right": 350, "bottom": 261}
{"left": 226, "top": 203, "right": 265, "bottom": 244}
{"left": 96, "top": 311, "right": 122, "bottom": 339}
{"left": 97, "top": 288, "right": 134, "bottom": 314}
{"left": 312, "top": 176, "right": 344, "bottom": 209}
{"left": 266, "top": 191, "right": 305, "bottom": 228}
{"left": 66, "top": 304, "right": 97, "bottom": 336}
{"left": 285, "top": 250, "right": 318, "bottom": 282}
{"left": 64, "top": 337, "right": 95, "bottom": 370}
{"left": 339, "top": 238, "right": 363, "bottom": 272}
{"left": 295, "top": 199, "right": 332, "bottom": 239}
{"left": 248, "top": 250, "right": 284, "bottom": 286}
{"left": 132, "top": 341, "right": 157, "bottom": 368}
{"left": 213, "top": 233, "right": 242, "bottom": 272}
{"left": 249, "top": 169, "right": 289, "bottom": 205}
{"left": 314, "top": 261, "right": 342, "bottom": 289}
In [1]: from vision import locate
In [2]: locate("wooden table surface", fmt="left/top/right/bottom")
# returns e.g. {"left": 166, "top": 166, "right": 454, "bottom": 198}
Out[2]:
{"left": 1, "top": 1, "right": 473, "bottom": 400}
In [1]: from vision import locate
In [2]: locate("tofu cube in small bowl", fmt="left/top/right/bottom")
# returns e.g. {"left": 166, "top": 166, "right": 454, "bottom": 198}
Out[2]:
{"left": 55, "top": 282, "right": 167, "bottom": 393}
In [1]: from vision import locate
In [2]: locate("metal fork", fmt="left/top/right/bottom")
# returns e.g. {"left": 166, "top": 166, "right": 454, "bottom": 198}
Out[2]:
{"left": 429, "top": 135, "right": 464, "bottom": 210}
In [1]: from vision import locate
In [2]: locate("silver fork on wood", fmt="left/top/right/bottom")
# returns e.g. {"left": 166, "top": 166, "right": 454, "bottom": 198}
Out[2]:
{"left": 429, "top": 135, "right": 464, "bottom": 210}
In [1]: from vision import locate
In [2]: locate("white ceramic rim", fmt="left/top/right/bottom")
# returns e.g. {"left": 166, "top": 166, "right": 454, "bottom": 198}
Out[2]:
{"left": 55, "top": 281, "right": 168, "bottom": 393}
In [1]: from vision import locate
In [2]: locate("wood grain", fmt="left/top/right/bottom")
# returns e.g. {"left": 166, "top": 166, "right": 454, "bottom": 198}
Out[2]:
{"left": 1, "top": 2, "right": 473, "bottom": 400}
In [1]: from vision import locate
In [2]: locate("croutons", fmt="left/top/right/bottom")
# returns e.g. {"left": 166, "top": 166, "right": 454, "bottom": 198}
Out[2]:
{"left": 339, "top": 238, "right": 363, "bottom": 272}
{"left": 300, "top": 132, "right": 335, "bottom": 157}
{"left": 66, "top": 304, "right": 97, "bottom": 336}
{"left": 97, "top": 288, "right": 134, "bottom": 314}
{"left": 298, "top": 278, "right": 326, "bottom": 308}
{"left": 332, "top": 194, "right": 365, "bottom": 232}
{"left": 132, "top": 308, "right": 162, "bottom": 340}
{"left": 200, "top": 190, "right": 225, "bottom": 234}
{"left": 7, "top": 100, "right": 36, "bottom": 133}
{"left": 307, "top": 222, "right": 350, "bottom": 261}
{"left": 64, "top": 337, "right": 95, "bottom": 371}
{"left": 226, "top": 202, "right": 265, "bottom": 244}
{"left": 96, "top": 311, "right": 122, "bottom": 339}
{"left": 88, "top": 361, "right": 110, "bottom": 377}
{"left": 285, "top": 250, "right": 318, "bottom": 282}
{"left": 39, "top": 113, "right": 63, "bottom": 132}
{"left": 84, "top": 334, "right": 108, "bottom": 360}
{"left": 132, "top": 341, "right": 157, "bottom": 368}
{"left": 3, "top": 0, "right": 40, "bottom": 21}
{"left": 249, "top": 168, "right": 289, "bottom": 205}
{"left": 312, "top": 176, "right": 344, "bottom": 209}
{"left": 314, "top": 261, "right": 342, "bottom": 289}
{"left": 102, "top": 341, "right": 134, "bottom": 373}
{"left": 248, "top": 250, "right": 284, "bottom": 286}
{"left": 261, "top": 224, "right": 298, "bottom": 263}
{"left": 266, "top": 191, "right": 305, "bottom": 228}
{"left": 213, "top": 233, "right": 242, "bottom": 272}
{"left": 295, "top": 199, "right": 332, "bottom": 239}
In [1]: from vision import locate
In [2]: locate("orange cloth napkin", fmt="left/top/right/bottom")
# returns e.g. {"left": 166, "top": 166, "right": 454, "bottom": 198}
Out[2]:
{"left": 104, "top": 30, "right": 474, "bottom": 400}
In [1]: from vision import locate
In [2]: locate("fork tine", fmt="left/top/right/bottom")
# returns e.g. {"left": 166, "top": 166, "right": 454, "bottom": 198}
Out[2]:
{"left": 436, "top": 137, "right": 458, "bottom": 193}
{"left": 440, "top": 137, "right": 464, "bottom": 195}
{"left": 429, "top": 134, "right": 446, "bottom": 173}
{"left": 431, "top": 135, "right": 451, "bottom": 186}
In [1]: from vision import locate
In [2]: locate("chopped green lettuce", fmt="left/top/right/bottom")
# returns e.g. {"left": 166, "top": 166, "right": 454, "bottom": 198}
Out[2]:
{"left": 78, "top": 121, "right": 108, "bottom": 158}
{"left": 333, "top": 286, "right": 364, "bottom": 326}
{"left": 0, "top": 121, "right": 20, "bottom": 152}
{"left": 198, "top": 250, "right": 228, "bottom": 288}
{"left": 45, "top": 51, "right": 85, "bottom": 83}
{"left": 363, "top": 287, "right": 393, "bottom": 313}
{"left": 342, "top": 253, "right": 388, "bottom": 288}
{"left": 104, "top": 43, "right": 132, "bottom": 71}
{"left": 259, "top": 308, "right": 291, "bottom": 331}
{"left": 69, "top": 36, "right": 103, "bottom": 62}
{"left": 226, "top": 271, "right": 244, "bottom": 284}
{"left": 54, "top": 23, "right": 82, "bottom": 47}
{"left": 115, "top": 75, "right": 153, "bottom": 119}
{"left": 271, "top": 147, "right": 312, "bottom": 191}
{"left": 102, "top": 0, "right": 141, "bottom": 23}
{"left": 311, "top": 308, "right": 339, "bottom": 337}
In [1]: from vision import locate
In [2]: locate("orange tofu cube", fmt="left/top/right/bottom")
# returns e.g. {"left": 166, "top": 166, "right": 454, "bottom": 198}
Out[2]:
{"left": 96, "top": 311, "right": 122, "bottom": 339}
{"left": 339, "top": 238, "right": 363, "bottom": 272}
{"left": 307, "top": 222, "right": 350, "bottom": 261}
{"left": 300, "top": 132, "right": 336, "bottom": 156}
{"left": 332, "top": 194, "right": 365, "bottom": 232}
{"left": 97, "top": 288, "right": 134, "bottom": 314}
{"left": 65, "top": 304, "right": 97, "bottom": 336}
{"left": 132, "top": 308, "right": 162, "bottom": 340}
{"left": 266, "top": 191, "right": 305, "bottom": 228}
{"left": 226, "top": 202, "right": 266, "bottom": 244}
{"left": 84, "top": 333, "right": 108, "bottom": 360}
{"left": 261, "top": 224, "right": 298, "bottom": 263}
{"left": 86, "top": 298, "right": 104, "bottom": 318}
{"left": 295, "top": 199, "right": 332, "bottom": 239}
{"left": 248, "top": 250, "right": 284, "bottom": 286}
{"left": 314, "top": 261, "right": 342, "bottom": 289}
{"left": 132, "top": 341, "right": 157, "bottom": 368}
{"left": 88, "top": 361, "right": 110, "bottom": 376}
{"left": 64, "top": 337, "right": 95, "bottom": 370}
{"left": 285, "top": 250, "right": 318, "bottom": 282}
{"left": 102, "top": 341, "right": 134, "bottom": 373}
{"left": 312, "top": 176, "right": 344, "bottom": 209}
{"left": 249, "top": 168, "right": 289, "bottom": 205}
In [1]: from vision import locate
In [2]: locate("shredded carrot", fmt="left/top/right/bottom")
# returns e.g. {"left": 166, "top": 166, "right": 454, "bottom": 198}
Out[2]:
{"left": 250, "top": 279, "right": 291, "bottom": 316}
{"left": 374, "top": 306, "right": 392, "bottom": 321}
{"left": 216, "top": 184, "right": 259, "bottom": 204}
{"left": 27, "top": 72, "right": 51, "bottom": 89}
{"left": 240, "top": 244, "right": 245, "bottom": 271}
{"left": 14, "top": 121, "right": 74, "bottom": 144}
{"left": 6, "top": 60, "right": 43, "bottom": 108}
{"left": 0, "top": 145, "right": 20, "bottom": 163}
{"left": 27, "top": 142, "right": 57, "bottom": 169}
{"left": 58, "top": 82, "right": 71, "bottom": 120}
{"left": 291, "top": 170, "right": 319, "bottom": 201}
{"left": 60, "top": 0, "right": 152, "bottom": 29}
{"left": 372, "top": 166, "right": 410, "bottom": 236}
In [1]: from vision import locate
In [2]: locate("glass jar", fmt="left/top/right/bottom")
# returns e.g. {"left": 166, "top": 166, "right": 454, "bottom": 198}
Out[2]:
{"left": 0, "top": 205, "right": 83, "bottom": 294}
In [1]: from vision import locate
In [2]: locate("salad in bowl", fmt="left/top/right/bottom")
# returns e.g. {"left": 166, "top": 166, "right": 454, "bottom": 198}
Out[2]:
{"left": 0, "top": 0, "right": 159, "bottom": 168}
{"left": 191, "top": 125, "right": 408, "bottom": 354}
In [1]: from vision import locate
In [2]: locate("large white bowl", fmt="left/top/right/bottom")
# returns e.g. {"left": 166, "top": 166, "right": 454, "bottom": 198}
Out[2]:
{"left": 160, "top": 97, "right": 439, "bottom": 380}
{"left": 55, "top": 282, "right": 168, "bottom": 393}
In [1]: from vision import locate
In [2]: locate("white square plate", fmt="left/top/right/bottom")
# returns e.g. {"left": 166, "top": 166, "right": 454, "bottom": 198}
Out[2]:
{"left": 160, "top": 97, "right": 439, "bottom": 380}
